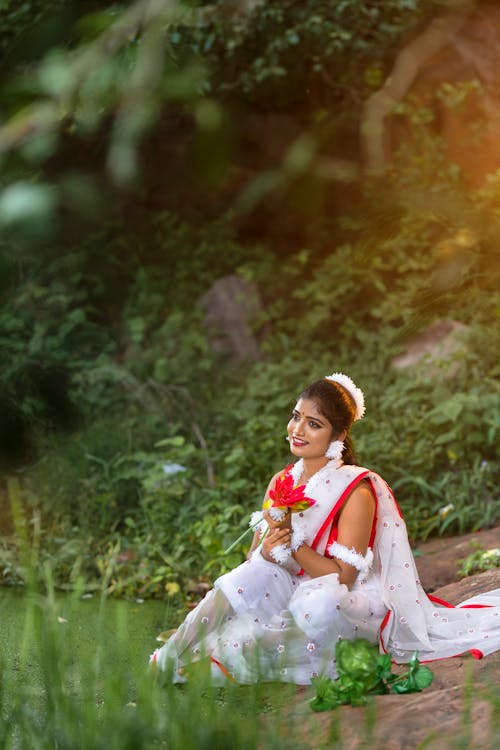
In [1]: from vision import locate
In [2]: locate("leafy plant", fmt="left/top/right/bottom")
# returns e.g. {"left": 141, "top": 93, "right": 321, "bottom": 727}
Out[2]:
{"left": 458, "top": 542, "right": 500, "bottom": 578}
{"left": 310, "top": 639, "right": 434, "bottom": 711}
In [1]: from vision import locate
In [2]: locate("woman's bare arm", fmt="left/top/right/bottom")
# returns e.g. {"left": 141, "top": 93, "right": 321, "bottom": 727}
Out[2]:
{"left": 292, "top": 483, "right": 375, "bottom": 587}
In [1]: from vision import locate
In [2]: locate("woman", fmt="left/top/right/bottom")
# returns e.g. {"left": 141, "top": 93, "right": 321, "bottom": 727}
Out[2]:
{"left": 151, "top": 372, "right": 500, "bottom": 684}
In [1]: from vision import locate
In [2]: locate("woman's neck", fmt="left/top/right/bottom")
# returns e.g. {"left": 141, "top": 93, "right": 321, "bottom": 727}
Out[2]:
{"left": 301, "top": 456, "right": 330, "bottom": 482}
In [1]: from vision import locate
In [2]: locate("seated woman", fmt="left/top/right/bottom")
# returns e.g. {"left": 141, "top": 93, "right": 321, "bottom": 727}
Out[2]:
{"left": 151, "top": 373, "right": 500, "bottom": 684}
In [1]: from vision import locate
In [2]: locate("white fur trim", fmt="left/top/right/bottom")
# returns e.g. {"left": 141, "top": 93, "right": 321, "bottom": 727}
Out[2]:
{"left": 249, "top": 510, "right": 263, "bottom": 527}
{"left": 328, "top": 541, "right": 374, "bottom": 573}
{"left": 290, "top": 527, "right": 306, "bottom": 552}
{"left": 290, "top": 459, "right": 303, "bottom": 485}
{"left": 249, "top": 510, "right": 267, "bottom": 534}
{"left": 269, "top": 529, "right": 306, "bottom": 564}
{"left": 270, "top": 544, "right": 292, "bottom": 564}
{"left": 324, "top": 372, "right": 365, "bottom": 421}
{"left": 269, "top": 507, "right": 287, "bottom": 522}
{"left": 290, "top": 458, "right": 341, "bottom": 489}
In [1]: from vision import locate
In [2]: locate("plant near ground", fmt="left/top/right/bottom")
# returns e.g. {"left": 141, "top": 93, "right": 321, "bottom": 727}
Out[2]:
{"left": 458, "top": 542, "right": 500, "bottom": 579}
{"left": 310, "top": 639, "right": 434, "bottom": 711}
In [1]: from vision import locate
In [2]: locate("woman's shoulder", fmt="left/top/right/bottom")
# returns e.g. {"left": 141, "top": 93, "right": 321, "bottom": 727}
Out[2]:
{"left": 340, "top": 462, "right": 384, "bottom": 478}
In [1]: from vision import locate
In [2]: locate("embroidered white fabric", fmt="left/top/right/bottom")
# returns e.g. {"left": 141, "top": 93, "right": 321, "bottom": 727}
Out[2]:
{"left": 328, "top": 541, "right": 374, "bottom": 574}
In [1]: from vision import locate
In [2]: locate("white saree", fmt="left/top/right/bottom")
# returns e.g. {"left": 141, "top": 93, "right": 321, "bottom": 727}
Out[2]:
{"left": 151, "top": 460, "right": 500, "bottom": 684}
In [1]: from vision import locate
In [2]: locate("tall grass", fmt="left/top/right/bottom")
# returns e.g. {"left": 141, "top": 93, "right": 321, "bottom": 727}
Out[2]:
{"left": 3, "top": 578, "right": 498, "bottom": 750}
{"left": 0, "top": 577, "right": 316, "bottom": 750}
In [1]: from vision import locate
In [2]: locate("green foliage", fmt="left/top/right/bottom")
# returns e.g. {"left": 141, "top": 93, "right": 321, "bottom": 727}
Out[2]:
{"left": 3, "top": 179, "right": 500, "bottom": 594}
{"left": 310, "top": 639, "right": 434, "bottom": 711}
{"left": 458, "top": 542, "right": 500, "bottom": 578}
{"left": 0, "top": 0, "right": 67, "bottom": 64}
{"left": 0, "top": 0, "right": 499, "bottom": 601}
{"left": 174, "top": 1, "right": 426, "bottom": 109}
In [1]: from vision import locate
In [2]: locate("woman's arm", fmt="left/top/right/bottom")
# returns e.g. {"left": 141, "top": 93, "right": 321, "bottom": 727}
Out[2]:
{"left": 247, "top": 470, "right": 287, "bottom": 560}
{"left": 292, "top": 482, "right": 376, "bottom": 587}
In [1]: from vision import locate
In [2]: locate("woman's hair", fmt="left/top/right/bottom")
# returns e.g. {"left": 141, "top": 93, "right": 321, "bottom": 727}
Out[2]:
{"left": 298, "top": 379, "right": 358, "bottom": 465}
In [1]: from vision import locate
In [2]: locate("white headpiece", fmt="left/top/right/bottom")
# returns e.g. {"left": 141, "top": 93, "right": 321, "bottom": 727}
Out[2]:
{"left": 324, "top": 372, "right": 365, "bottom": 421}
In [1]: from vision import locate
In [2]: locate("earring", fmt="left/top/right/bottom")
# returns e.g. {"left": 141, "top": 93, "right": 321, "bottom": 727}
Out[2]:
{"left": 325, "top": 440, "right": 344, "bottom": 460}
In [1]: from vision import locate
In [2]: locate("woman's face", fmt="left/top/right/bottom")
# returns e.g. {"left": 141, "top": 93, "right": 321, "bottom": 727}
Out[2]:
{"left": 286, "top": 397, "right": 334, "bottom": 460}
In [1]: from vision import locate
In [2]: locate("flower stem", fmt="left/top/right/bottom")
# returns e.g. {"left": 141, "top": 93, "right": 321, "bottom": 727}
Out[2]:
{"left": 223, "top": 518, "right": 264, "bottom": 555}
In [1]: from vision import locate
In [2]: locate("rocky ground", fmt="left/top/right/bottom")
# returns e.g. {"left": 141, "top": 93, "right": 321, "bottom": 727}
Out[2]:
{"left": 288, "top": 527, "right": 500, "bottom": 750}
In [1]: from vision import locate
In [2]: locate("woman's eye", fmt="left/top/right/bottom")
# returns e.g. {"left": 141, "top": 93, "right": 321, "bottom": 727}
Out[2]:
{"left": 292, "top": 413, "right": 299, "bottom": 420}
{"left": 309, "top": 422, "right": 320, "bottom": 429}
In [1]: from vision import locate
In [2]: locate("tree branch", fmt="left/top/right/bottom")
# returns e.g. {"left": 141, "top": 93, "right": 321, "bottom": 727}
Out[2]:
{"left": 361, "top": 9, "right": 470, "bottom": 173}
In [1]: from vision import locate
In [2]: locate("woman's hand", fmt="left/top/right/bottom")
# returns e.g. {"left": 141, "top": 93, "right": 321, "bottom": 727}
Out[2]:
{"left": 263, "top": 508, "right": 292, "bottom": 531}
{"left": 261, "top": 526, "right": 291, "bottom": 562}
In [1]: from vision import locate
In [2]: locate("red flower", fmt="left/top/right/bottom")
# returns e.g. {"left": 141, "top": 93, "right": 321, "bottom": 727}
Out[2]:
{"left": 267, "top": 471, "right": 316, "bottom": 513}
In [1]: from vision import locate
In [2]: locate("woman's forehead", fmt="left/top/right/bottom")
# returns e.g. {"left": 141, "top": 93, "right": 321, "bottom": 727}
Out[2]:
{"left": 294, "top": 397, "right": 326, "bottom": 418}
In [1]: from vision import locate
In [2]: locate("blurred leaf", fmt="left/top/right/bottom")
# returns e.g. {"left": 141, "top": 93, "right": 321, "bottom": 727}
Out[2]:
{"left": 0, "top": 181, "right": 57, "bottom": 227}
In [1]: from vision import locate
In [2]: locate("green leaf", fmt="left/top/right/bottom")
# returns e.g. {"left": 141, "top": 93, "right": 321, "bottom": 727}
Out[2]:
{"left": 0, "top": 182, "right": 57, "bottom": 226}
{"left": 154, "top": 436, "right": 185, "bottom": 448}
{"left": 310, "top": 676, "right": 343, "bottom": 712}
{"left": 310, "top": 644, "right": 434, "bottom": 711}
{"left": 413, "top": 665, "right": 434, "bottom": 691}
{"left": 336, "top": 638, "right": 380, "bottom": 679}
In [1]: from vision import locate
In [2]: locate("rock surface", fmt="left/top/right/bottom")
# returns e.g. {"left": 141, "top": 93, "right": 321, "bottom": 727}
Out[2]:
{"left": 199, "top": 274, "right": 262, "bottom": 362}
{"left": 287, "top": 526, "right": 500, "bottom": 750}
{"left": 391, "top": 319, "right": 469, "bottom": 376}
{"left": 412, "top": 526, "right": 500, "bottom": 592}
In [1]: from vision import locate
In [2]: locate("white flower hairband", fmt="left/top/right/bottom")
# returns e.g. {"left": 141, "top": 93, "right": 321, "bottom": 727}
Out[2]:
{"left": 324, "top": 372, "right": 365, "bottom": 421}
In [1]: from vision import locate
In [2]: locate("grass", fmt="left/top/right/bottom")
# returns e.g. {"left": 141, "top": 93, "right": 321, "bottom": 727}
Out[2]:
{"left": 0, "top": 580, "right": 315, "bottom": 750}
{"left": 1, "top": 568, "right": 498, "bottom": 749}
